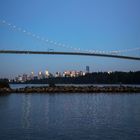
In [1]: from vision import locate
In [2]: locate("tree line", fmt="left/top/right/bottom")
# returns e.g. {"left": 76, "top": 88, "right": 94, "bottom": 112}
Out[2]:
{"left": 24, "top": 71, "right": 140, "bottom": 84}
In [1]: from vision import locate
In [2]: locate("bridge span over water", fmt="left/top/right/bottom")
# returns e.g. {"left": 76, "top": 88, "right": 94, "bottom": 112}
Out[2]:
{"left": 0, "top": 50, "right": 140, "bottom": 61}
{"left": 0, "top": 20, "right": 140, "bottom": 61}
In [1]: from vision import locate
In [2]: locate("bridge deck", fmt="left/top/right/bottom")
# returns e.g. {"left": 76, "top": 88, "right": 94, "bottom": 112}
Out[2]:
{"left": 0, "top": 50, "right": 140, "bottom": 61}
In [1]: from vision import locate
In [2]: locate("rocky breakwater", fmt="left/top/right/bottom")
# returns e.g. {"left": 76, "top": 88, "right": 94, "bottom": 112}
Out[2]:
{"left": 13, "top": 85, "right": 140, "bottom": 94}
{"left": 0, "top": 81, "right": 11, "bottom": 95}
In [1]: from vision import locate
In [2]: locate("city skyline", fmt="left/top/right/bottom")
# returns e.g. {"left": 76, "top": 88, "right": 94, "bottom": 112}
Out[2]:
{"left": 0, "top": 0, "right": 140, "bottom": 78}
{"left": 3, "top": 66, "right": 90, "bottom": 79}
{"left": 2, "top": 66, "right": 140, "bottom": 80}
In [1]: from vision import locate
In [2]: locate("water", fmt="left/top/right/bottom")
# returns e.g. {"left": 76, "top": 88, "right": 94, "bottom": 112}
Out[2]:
{"left": 0, "top": 93, "right": 140, "bottom": 140}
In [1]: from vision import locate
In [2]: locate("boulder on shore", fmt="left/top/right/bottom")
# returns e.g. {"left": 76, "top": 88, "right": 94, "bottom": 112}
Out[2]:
{"left": 0, "top": 81, "right": 10, "bottom": 89}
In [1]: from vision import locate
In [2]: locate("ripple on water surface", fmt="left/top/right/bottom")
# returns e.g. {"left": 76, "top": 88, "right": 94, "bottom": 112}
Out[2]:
{"left": 0, "top": 93, "right": 140, "bottom": 140}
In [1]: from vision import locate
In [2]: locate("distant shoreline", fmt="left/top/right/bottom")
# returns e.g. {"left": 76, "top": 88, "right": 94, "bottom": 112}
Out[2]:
{"left": 8, "top": 71, "right": 140, "bottom": 85}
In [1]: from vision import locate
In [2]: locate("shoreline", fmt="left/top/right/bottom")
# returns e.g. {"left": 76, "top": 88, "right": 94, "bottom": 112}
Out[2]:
{"left": 1, "top": 85, "right": 140, "bottom": 94}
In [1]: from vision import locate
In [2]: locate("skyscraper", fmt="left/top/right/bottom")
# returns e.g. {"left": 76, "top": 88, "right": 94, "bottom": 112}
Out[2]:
{"left": 38, "top": 71, "right": 44, "bottom": 79}
{"left": 86, "top": 66, "right": 90, "bottom": 73}
{"left": 45, "top": 70, "right": 49, "bottom": 78}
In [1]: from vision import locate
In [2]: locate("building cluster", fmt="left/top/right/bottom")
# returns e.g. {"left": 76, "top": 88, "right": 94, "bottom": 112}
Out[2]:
{"left": 13, "top": 66, "right": 90, "bottom": 83}
{"left": 55, "top": 70, "right": 86, "bottom": 78}
{"left": 14, "top": 70, "right": 50, "bottom": 82}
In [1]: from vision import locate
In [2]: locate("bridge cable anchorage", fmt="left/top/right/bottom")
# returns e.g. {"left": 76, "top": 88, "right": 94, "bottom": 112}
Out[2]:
{"left": 0, "top": 19, "right": 140, "bottom": 55}
{"left": 0, "top": 50, "right": 140, "bottom": 61}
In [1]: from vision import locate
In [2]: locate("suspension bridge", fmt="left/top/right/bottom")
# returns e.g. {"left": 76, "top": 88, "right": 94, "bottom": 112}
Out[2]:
{"left": 0, "top": 20, "right": 140, "bottom": 61}
{"left": 0, "top": 50, "right": 140, "bottom": 61}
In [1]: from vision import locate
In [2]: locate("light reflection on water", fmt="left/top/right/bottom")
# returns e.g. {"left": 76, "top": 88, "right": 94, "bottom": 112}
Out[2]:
{"left": 0, "top": 93, "right": 140, "bottom": 140}
{"left": 22, "top": 95, "right": 31, "bottom": 129}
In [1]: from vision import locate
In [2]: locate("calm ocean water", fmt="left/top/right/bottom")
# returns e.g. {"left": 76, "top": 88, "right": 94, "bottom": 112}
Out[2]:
{"left": 0, "top": 91, "right": 140, "bottom": 139}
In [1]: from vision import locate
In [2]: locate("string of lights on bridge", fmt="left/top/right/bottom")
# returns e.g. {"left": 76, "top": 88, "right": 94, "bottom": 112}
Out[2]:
{"left": 0, "top": 19, "right": 140, "bottom": 55}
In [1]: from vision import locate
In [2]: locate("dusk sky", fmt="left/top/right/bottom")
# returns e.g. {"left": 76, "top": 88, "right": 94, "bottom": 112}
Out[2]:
{"left": 0, "top": 0, "right": 140, "bottom": 78}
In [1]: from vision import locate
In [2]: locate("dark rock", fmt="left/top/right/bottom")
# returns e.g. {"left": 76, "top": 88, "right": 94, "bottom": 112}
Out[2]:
{"left": 0, "top": 81, "right": 10, "bottom": 89}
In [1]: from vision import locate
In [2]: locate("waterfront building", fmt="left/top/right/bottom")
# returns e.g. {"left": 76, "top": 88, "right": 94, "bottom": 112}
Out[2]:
{"left": 30, "top": 71, "right": 34, "bottom": 80}
{"left": 63, "top": 71, "right": 72, "bottom": 77}
{"left": 34, "top": 76, "right": 38, "bottom": 80}
{"left": 63, "top": 70, "right": 85, "bottom": 77}
{"left": 55, "top": 72, "right": 62, "bottom": 77}
{"left": 15, "top": 75, "right": 22, "bottom": 82}
{"left": 86, "top": 66, "right": 90, "bottom": 73}
{"left": 45, "top": 70, "right": 50, "bottom": 78}
{"left": 22, "top": 74, "right": 28, "bottom": 82}
{"left": 38, "top": 71, "right": 45, "bottom": 79}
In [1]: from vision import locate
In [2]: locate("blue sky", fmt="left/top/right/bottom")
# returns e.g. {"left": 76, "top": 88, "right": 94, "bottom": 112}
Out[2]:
{"left": 0, "top": 0, "right": 140, "bottom": 78}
